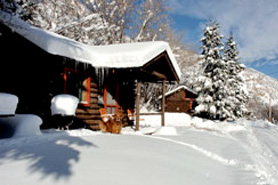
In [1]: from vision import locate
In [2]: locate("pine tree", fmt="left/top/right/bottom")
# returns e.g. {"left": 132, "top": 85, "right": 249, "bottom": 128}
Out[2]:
{"left": 194, "top": 20, "right": 229, "bottom": 120}
{"left": 224, "top": 34, "right": 249, "bottom": 119}
{"left": 194, "top": 21, "right": 249, "bottom": 121}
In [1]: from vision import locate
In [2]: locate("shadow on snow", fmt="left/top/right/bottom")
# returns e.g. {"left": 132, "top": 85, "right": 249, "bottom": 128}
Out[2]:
{"left": 0, "top": 131, "right": 97, "bottom": 181}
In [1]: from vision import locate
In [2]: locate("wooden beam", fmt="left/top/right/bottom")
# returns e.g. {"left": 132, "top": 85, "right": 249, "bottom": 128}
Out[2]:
{"left": 162, "top": 52, "right": 180, "bottom": 83}
{"left": 142, "top": 51, "right": 180, "bottom": 82}
{"left": 161, "top": 80, "right": 166, "bottom": 127}
{"left": 152, "top": 71, "right": 167, "bottom": 80}
{"left": 139, "top": 69, "right": 167, "bottom": 82}
{"left": 135, "top": 81, "right": 142, "bottom": 131}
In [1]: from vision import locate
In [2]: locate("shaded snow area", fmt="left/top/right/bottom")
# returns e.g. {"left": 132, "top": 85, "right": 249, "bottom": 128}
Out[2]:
{"left": 1, "top": 113, "right": 278, "bottom": 185}
{"left": 0, "top": 93, "right": 18, "bottom": 115}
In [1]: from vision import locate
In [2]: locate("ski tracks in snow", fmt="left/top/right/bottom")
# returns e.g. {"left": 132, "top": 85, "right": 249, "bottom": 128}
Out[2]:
{"left": 230, "top": 123, "right": 278, "bottom": 185}
{"left": 146, "top": 135, "right": 238, "bottom": 167}
{"left": 144, "top": 127, "right": 278, "bottom": 185}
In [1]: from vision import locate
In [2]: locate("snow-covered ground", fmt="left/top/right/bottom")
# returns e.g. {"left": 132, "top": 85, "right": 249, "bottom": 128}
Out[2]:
{"left": 0, "top": 113, "right": 278, "bottom": 185}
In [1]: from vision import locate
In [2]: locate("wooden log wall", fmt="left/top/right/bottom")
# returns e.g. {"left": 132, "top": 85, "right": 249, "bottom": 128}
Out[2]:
{"left": 75, "top": 81, "right": 102, "bottom": 130}
{"left": 164, "top": 89, "right": 196, "bottom": 114}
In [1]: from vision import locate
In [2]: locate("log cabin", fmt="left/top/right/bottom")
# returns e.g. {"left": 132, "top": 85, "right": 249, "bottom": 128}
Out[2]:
{"left": 0, "top": 11, "right": 181, "bottom": 130}
{"left": 159, "top": 85, "right": 197, "bottom": 114}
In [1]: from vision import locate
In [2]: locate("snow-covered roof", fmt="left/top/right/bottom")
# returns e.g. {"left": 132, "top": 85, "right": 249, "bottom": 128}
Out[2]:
{"left": 0, "top": 11, "right": 181, "bottom": 81}
{"left": 158, "top": 85, "right": 197, "bottom": 99}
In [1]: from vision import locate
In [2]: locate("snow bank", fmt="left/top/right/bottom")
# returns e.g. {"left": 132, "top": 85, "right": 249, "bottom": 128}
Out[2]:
{"left": 139, "top": 113, "right": 192, "bottom": 127}
{"left": 42, "top": 128, "right": 100, "bottom": 137}
{"left": 190, "top": 118, "right": 246, "bottom": 133}
{"left": 153, "top": 126, "right": 178, "bottom": 135}
{"left": 64, "top": 129, "right": 100, "bottom": 137}
{"left": 0, "top": 93, "right": 18, "bottom": 115}
{"left": 12, "top": 115, "right": 42, "bottom": 138}
{"left": 191, "top": 117, "right": 219, "bottom": 130}
{"left": 0, "top": 93, "right": 42, "bottom": 138}
{"left": 0, "top": 114, "right": 42, "bottom": 138}
{"left": 137, "top": 112, "right": 246, "bottom": 134}
{"left": 50, "top": 94, "right": 79, "bottom": 116}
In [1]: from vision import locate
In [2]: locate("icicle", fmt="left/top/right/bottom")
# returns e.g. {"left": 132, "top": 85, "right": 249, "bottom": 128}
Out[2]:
{"left": 84, "top": 63, "right": 89, "bottom": 71}
{"left": 74, "top": 60, "right": 79, "bottom": 70}
{"left": 94, "top": 67, "right": 109, "bottom": 91}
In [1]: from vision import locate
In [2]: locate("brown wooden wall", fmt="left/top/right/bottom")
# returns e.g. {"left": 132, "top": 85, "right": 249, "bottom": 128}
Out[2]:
{"left": 75, "top": 81, "right": 101, "bottom": 130}
{"left": 166, "top": 90, "right": 185, "bottom": 101}
{"left": 165, "top": 100, "right": 192, "bottom": 113}
{"left": 164, "top": 89, "right": 196, "bottom": 114}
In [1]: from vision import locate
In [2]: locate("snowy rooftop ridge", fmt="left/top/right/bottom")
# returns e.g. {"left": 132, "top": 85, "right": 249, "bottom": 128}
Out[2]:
{"left": 0, "top": 11, "right": 181, "bottom": 80}
{"left": 158, "top": 85, "right": 197, "bottom": 99}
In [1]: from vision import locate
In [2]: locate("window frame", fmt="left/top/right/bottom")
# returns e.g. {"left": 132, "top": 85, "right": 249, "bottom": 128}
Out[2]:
{"left": 63, "top": 68, "right": 91, "bottom": 107}
{"left": 103, "top": 82, "right": 119, "bottom": 114}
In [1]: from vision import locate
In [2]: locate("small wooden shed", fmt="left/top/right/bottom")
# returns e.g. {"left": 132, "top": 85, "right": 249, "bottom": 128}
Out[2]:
{"left": 0, "top": 11, "right": 181, "bottom": 130}
{"left": 159, "top": 85, "right": 197, "bottom": 114}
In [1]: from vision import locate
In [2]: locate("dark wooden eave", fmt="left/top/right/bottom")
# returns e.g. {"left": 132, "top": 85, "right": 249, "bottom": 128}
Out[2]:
{"left": 142, "top": 51, "right": 180, "bottom": 83}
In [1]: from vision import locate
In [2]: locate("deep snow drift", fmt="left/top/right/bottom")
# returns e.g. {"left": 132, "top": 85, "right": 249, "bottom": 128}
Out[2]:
{"left": 0, "top": 113, "right": 278, "bottom": 185}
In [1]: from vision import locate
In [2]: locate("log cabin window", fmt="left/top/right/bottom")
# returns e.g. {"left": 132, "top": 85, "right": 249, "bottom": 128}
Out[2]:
{"left": 63, "top": 68, "right": 91, "bottom": 107}
{"left": 103, "top": 82, "right": 119, "bottom": 114}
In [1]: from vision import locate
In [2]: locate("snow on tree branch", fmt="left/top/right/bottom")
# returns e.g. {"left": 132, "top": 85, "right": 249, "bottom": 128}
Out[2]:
{"left": 194, "top": 20, "right": 249, "bottom": 121}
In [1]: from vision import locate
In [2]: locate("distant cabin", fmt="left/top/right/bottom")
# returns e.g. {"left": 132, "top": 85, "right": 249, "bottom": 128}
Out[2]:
{"left": 160, "top": 86, "right": 197, "bottom": 114}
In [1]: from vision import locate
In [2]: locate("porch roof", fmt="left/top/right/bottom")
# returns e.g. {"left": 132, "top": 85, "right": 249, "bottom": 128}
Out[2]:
{"left": 0, "top": 11, "right": 181, "bottom": 82}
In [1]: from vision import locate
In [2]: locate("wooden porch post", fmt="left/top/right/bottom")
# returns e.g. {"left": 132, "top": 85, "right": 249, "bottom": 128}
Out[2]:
{"left": 161, "top": 80, "right": 166, "bottom": 127}
{"left": 135, "top": 81, "right": 142, "bottom": 131}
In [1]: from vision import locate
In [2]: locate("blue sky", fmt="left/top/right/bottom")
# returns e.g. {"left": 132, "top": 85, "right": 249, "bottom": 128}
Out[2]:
{"left": 168, "top": 0, "right": 278, "bottom": 79}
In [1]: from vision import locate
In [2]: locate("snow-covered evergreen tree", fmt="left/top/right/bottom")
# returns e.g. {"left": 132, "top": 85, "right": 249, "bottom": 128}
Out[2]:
{"left": 224, "top": 34, "right": 249, "bottom": 119}
{"left": 195, "top": 21, "right": 249, "bottom": 121}
{"left": 194, "top": 21, "right": 229, "bottom": 120}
